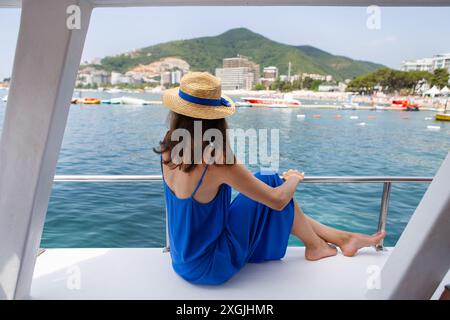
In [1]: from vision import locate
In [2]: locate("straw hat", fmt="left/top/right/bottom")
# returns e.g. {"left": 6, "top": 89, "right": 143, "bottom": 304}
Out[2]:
{"left": 162, "top": 72, "right": 236, "bottom": 119}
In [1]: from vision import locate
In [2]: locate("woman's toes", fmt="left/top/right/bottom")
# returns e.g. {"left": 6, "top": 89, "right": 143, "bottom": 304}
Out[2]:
{"left": 340, "top": 231, "right": 387, "bottom": 257}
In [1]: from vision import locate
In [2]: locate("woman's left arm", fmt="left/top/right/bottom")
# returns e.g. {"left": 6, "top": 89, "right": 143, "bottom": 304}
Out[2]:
{"left": 219, "top": 164, "right": 303, "bottom": 211}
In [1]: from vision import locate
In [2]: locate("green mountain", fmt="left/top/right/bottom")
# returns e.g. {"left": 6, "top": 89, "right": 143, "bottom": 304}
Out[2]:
{"left": 100, "top": 28, "right": 384, "bottom": 81}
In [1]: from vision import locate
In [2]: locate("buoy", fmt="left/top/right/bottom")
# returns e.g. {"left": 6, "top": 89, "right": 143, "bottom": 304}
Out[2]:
{"left": 357, "top": 122, "right": 366, "bottom": 126}
{"left": 334, "top": 115, "right": 342, "bottom": 119}
{"left": 427, "top": 125, "right": 441, "bottom": 130}
{"left": 296, "top": 114, "right": 306, "bottom": 119}
{"left": 350, "top": 116, "right": 359, "bottom": 120}
{"left": 312, "top": 114, "right": 321, "bottom": 118}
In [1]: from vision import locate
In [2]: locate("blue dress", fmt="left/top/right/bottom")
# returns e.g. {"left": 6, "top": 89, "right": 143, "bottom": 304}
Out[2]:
{"left": 162, "top": 162, "right": 295, "bottom": 285}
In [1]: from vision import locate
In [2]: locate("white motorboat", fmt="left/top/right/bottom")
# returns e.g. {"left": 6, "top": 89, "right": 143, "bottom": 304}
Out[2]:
{"left": 342, "top": 103, "right": 358, "bottom": 110}
{"left": 120, "top": 96, "right": 151, "bottom": 105}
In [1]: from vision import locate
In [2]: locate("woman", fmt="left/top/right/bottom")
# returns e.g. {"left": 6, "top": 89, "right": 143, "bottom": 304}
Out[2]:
{"left": 155, "top": 72, "right": 385, "bottom": 285}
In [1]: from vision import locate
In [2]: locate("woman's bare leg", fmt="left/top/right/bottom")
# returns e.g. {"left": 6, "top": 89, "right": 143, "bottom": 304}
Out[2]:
{"left": 291, "top": 201, "right": 337, "bottom": 261}
{"left": 300, "top": 207, "right": 386, "bottom": 257}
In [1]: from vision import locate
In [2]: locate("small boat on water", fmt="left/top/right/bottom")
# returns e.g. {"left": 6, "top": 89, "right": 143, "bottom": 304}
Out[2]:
{"left": 79, "top": 97, "right": 101, "bottom": 105}
{"left": 101, "top": 98, "right": 122, "bottom": 104}
{"left": 120, "top": 96, "right": 150, "bottom": 105}
{"left": 435, "top": 113, "right": 450, "bottom": 121}
{"left": 241, "top": 97, "right": 301, "bottom": 108}
{"left": 104, "top": 88, "right": 122, "bottom": 93}
{"left": 342, "top": 103, "right": 359, "bottom": 110}
{"left": 235, "top": 101, "right": 252, "bottom": 108}
{"left": 392, "top": 99, "right": 419, "bottom": 111}
{"left": 71, "top": 97, "right": 101, "bottom": 105}
{"left": 435, "top": 99, "right": 450, "bottom": 121}
{"left": 71, "top": 96, "right": 150, "bottom": 105}
{"left": 2, "top": 95, "right": 7, "bottom": 102}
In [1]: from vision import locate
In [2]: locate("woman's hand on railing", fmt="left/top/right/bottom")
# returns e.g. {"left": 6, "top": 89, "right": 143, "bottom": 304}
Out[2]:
{"left": 282, "top": 169, "right": 305, "bottom": 183}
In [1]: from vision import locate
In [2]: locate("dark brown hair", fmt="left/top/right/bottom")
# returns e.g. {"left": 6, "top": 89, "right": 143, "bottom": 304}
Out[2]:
{"left": 154, "top": 111, "right": 234, "bottom": 172}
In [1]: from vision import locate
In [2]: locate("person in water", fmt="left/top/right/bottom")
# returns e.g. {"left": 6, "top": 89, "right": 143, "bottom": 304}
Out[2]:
{"left": 155, "top": 72, "right": 386, "bottom": 285}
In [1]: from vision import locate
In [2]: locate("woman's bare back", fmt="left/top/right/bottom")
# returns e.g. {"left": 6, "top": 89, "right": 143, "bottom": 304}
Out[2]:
{"left": 161, "top": 151, "right": 222, "bottom": 204}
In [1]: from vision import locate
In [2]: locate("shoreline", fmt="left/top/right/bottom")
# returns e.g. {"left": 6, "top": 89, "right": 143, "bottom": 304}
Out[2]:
{"left": 1, "top": 87, "right": 447, "bottom": 110}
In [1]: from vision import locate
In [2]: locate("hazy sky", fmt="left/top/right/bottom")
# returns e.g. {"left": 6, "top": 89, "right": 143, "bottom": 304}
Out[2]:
{"left": 1, "top": 6, "right": 450, "bottom": 79}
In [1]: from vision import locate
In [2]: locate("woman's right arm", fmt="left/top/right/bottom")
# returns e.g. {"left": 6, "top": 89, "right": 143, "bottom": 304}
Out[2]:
{"left": 220, "top": 164, "right": 304, "bottom": 211}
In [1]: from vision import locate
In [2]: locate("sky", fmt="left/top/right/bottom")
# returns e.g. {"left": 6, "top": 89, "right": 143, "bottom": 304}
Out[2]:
{"left": 1, "top": 6, "right": 450, "bottom": 79}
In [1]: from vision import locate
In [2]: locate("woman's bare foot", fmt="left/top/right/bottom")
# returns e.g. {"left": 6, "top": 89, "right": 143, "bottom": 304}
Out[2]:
{"left": 339, "top": 231, "right": 386, "bottom": 257}
{"left": 305, "top": 240, "right": 338, "bottom": 261}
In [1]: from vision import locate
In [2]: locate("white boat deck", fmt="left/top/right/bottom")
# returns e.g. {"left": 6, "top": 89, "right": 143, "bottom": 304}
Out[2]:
{"left": 31, "top": 247, "right": 393, "bottom": 300}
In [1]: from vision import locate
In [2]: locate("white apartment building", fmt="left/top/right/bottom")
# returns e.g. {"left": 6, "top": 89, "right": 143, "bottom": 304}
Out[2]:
{"left": 215, "top": 67, "right": 254, "bottom": 90}
{"left": 300, "top": 73, "right": 332, "bottom": 82}
{"left": 111, "top": 71, "right": 132, "bottom": 85}
{"left": 433, "top": 53, "right": 450, "bottom": 71}
{"left": 76, "top": 67, "right": 110, "bottom": 86}
{"left": 160, "top": 70, "right": 183, "bottom": 87}
{"left": 402, "top": 53, "right": 450, "bottom": 73}
{"left": 401, "top": 58, "right": 434, "bottom": 72}
{"left": 170, "top": 70, "right": 182, "bottom": 84}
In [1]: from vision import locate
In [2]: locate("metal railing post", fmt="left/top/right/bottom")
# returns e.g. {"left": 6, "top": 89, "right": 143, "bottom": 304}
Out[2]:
{"left": 163, "top": 208, "right": 170, "bottom": 253}
{"left": 376, "top": 182, "right": 392, "bottom": 251}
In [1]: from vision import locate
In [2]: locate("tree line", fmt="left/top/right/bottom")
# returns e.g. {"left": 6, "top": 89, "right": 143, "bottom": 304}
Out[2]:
{"left": 346, "top": 68, "right": 449, "bottom": 95}
{"left": 254, "top": 77, "right": 323, "bottom": 92}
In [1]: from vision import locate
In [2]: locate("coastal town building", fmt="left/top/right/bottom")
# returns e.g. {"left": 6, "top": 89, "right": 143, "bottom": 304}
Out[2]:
{"left": 263, "top": 66, "right": 278, "bottom": 79}
{"left": 75, "top": 56, "right": 190, "bottom": 88}
{"left": 280, "top": 74, "right": 300, "bottom": 83}
{"left": 402, "top": 53, "right": 450, "bottom": 74}
{"left": 76, "top": 67, "right": 110, "bottom": 87}
{"left": 401, "top": 58, "right": 434, "bottom": 72}
{"left": 216, "top": 55, "right": 260, "bottom": 90}
{"left": 260, "top": 66, "right": 278, "bottom": 88}
{"left": 223, "top": 55, "right": 260, "bottom": 81}
{"left": 300, "top": 73, "right": 333, "bottom": 82}
{"left": 433, "top": 53, "right": 450, "bottom": 72}
{"left": 160, "top": 69, "right": 184, "bottom": 87}
{"left": 111, "top": 72, "right": 145, "bottom": 85}
{"left": 215, "top": 67, "right": 255, "bottom": 90}
{"left": 127, "top": 57, "right": 190, "bottom": 87}
{"left": 160, "top": 71, "right": 171, "bottom": 86}
{"left": 318, "top": 82, "right": 347, "bottom": 92}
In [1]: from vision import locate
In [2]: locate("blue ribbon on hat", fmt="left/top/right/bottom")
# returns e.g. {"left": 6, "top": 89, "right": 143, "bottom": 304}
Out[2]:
{"left": 178, "top": 89, "right": 231, "bottom": 107}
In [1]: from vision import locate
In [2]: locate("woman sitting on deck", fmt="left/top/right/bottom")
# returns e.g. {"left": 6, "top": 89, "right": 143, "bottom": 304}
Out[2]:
{"left": 155, "top": 72, "right": 386, "bottom": 285}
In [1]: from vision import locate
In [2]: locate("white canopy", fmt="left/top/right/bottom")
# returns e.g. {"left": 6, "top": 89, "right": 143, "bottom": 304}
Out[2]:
{"left": 440, "top": 86, "right": 450, "bottom": 95}
{"left": 424, "top": 85, "right": 441, "bottom": 97}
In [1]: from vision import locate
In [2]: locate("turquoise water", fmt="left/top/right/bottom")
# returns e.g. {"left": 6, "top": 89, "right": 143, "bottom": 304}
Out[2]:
{"left": 0, "top": 89, "right": 449, "bottom": 248}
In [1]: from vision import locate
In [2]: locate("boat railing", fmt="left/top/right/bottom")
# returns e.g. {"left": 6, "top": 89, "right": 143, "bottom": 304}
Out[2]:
{"left": 53, "top": 175, "right": 433, "bottom": 251}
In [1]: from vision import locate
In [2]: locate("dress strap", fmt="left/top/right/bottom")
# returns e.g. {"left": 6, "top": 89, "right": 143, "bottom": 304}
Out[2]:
{"left": 191, "top": 164, "right": 209, "bottom": 197}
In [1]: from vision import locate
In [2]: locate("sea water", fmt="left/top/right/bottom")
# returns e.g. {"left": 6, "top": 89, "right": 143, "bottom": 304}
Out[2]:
{"left": 0, "top": 90, "right": 449, "bottom": 247}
